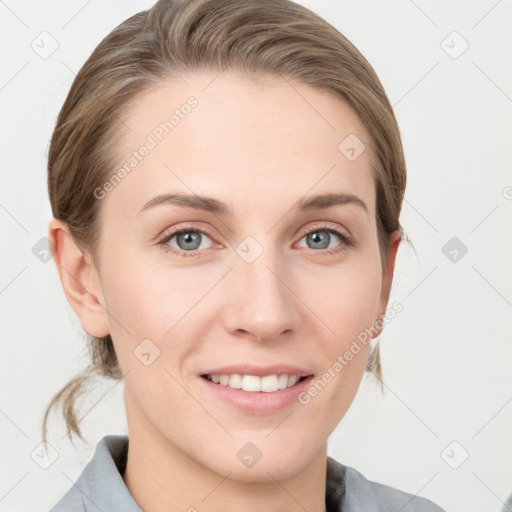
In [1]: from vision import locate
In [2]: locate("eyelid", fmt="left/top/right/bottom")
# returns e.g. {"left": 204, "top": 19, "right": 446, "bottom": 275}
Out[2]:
{"left": 157, "top": 222, "right": 216, "bottom": 241}
{"left": 299, "top": 220, "right": 352, "bottom": 240}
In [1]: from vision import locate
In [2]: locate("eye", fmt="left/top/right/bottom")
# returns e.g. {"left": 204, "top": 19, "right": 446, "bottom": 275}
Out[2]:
{"left": 157, "top": 222, "right": 353, "bottom": 259}
{"left": 297, "top": 224, "right": 353, "bottom": 255}
{"left": 158, "top": 227, "right": 215, "bottom": 258}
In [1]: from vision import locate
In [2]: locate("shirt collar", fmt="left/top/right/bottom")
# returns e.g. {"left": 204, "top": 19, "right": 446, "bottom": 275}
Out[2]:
{"left": 71, "top": 435, "right": 141, "bottom": 512}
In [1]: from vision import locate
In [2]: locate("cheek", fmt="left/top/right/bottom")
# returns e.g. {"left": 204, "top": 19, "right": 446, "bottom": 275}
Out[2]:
{"left": 336, "top": 276, "right": 381, "bottom": 339}
{"left": 302, "top": 259, "right": 383, "bottom": 342}
{"left": 100, "top": 263, "right": 199, "bottom": 416}
{"left": 98, "top": 252, "right": 204, "bottom": 375}
{"left": 301, "top": 266, "right": 381, "bottom": 429}
{"left": 296, "top": 258, "right": 382, "bottom": 409}
{"left": 102, "top": 249, "right": 199, "bottom": 327}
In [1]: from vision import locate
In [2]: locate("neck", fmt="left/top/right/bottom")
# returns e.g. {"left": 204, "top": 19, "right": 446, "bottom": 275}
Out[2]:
{"left": 122, "top": 410, "right": 328, "bottom": 512}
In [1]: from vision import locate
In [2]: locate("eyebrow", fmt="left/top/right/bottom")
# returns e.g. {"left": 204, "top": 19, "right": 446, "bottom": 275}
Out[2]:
{"left": 138, "top": 192, "right": 368, "bottom": 217}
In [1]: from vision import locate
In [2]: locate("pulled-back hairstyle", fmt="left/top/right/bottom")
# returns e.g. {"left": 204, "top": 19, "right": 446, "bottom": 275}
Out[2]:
{"left": 42, "top": 0, "right": 407, "bottom": 446}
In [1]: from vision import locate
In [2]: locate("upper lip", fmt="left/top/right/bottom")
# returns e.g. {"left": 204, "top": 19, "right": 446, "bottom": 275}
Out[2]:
{"left": 200, "top": 364, "right": 314, "bottom": 378}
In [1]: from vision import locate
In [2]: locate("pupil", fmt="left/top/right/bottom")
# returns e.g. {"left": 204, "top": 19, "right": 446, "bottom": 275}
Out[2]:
{"left": 308, "top": 231, "right": 329, "bottom": 249}
{"left": 178, "top": 231, "right": 201, "bottom": 250}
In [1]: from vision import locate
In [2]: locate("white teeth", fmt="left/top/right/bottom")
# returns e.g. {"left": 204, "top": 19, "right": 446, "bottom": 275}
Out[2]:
{"left": 277, "top": 374, "right": 289, "bottom": 389}
{"left": 207, "top": 373, "right": 305, "bottom": 392}
{"left": 261, "top": 375, "right": 278, "bottom": 392}
{"left": 288, "top": 375, "right": 299, "bottom": 386}
{"left": 242, "top": 375, "right": 261, "bottom": 392}
{"left": 228, "top": 374, "right": 243, "bottom": 389}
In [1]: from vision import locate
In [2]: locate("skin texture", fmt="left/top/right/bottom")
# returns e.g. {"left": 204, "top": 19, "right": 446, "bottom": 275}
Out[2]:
{"left": 49, "top": 72, "right": 400, "bottom": 512}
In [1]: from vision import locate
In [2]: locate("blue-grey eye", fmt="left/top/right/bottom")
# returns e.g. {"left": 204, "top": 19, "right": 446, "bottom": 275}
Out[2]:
{"left": 167, "top": 230, "right": 213, "bottom": 251}
{"left": 301, "top": 229, "right": 343, "bottom": 250}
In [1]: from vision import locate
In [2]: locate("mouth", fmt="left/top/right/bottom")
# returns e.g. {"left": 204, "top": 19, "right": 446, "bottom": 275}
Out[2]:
{"left": 198, "top": 368, "right": 315, "bottom": 414}
{"left": 200, "top": 373, "right": 312, "bottom": 393}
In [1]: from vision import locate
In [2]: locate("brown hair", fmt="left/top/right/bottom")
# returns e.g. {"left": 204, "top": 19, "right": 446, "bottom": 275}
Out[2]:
{"left": 42, "top": 0, "right": 407, "bottom": 445}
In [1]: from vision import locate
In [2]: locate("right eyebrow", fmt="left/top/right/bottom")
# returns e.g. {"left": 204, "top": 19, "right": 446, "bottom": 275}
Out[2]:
{"left": 138, "top": 193, "right": 234, "bottom": 216}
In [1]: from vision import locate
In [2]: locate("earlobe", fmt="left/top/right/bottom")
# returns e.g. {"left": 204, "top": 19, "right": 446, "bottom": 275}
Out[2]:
{"left": 48, "top": 218, "right": 110, "bottom": 338}
{"left": 375, "top": 230, "right": 402, "bottom": 336}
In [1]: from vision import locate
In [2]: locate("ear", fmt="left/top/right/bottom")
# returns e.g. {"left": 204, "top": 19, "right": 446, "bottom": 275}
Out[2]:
{"left": 374, "top": 230, "right": 402, "bottom": 336}
{"left": 48, "top": 218, "right": 110, "bottom": 338}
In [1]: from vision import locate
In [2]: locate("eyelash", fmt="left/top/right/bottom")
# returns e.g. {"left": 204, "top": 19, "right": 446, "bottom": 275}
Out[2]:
{"left": 157, "top": 223, "right": 354, "bottom": 259}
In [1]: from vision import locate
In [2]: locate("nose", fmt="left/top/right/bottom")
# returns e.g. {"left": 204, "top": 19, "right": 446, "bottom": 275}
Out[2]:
{"left": 220, "top": 243, "right": 302, "bottom": 343}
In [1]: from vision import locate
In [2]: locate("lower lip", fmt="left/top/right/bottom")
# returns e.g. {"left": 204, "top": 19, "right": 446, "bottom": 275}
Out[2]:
{"left": 198, "top": 375, "right": 314, "bottom": 414}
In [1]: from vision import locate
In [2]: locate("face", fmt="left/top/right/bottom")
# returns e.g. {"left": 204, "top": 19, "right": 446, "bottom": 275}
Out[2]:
{"left": 78, "top": 72, "right": 398, "bottom": 481}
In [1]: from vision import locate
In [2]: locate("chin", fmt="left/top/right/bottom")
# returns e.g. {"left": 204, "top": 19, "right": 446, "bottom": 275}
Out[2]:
{"left": 204, "top": 438, "right": 319, "bottom": 483}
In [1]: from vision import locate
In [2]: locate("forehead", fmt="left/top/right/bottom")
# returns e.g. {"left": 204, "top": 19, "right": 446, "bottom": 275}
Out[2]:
{"left": 105, "top": 71, "right": 376, "bottom": 220}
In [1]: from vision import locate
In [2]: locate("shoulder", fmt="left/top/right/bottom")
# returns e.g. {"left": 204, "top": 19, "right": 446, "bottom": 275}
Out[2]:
{"left": 49, "top": 435, "right": 139, "bottom": 512}
{"left": 500, "top": 491, "right": 512, "bottom": 512}
{"left": 326, "top": 456, "right": 446, "bottom": 512}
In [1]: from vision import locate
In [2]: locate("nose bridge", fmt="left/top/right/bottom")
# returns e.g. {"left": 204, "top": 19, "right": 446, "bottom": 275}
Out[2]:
{"left": 223, "top": 239, "right": 300, "bottom": 340}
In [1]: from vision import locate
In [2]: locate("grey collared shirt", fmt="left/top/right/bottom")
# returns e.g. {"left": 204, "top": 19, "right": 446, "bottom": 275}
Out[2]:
{"left": 49, "top": 435, "right": 445, "bottom": 512}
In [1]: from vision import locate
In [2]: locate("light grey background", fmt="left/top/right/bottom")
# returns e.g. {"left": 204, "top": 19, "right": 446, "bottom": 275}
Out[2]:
{"left": 1, "top": 1, "right": 511, "bottom": 511}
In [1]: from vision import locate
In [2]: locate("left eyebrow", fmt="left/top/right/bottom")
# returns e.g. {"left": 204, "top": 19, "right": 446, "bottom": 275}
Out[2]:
{"left": 295, "top": 192, "right": 368, "bottom": 216}
{"left": 137, "top": 192, "right": 368, "bottom": 217}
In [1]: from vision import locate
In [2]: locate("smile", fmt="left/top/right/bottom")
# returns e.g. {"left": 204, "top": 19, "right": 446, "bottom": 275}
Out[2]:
{"left": 202, "top": 373, "right": 310, "bottom": 392}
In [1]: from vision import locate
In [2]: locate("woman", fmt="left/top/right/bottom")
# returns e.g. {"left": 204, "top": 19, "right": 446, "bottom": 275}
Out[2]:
{"left": 43, "top": 0, "right": 445, "bottom": 510}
